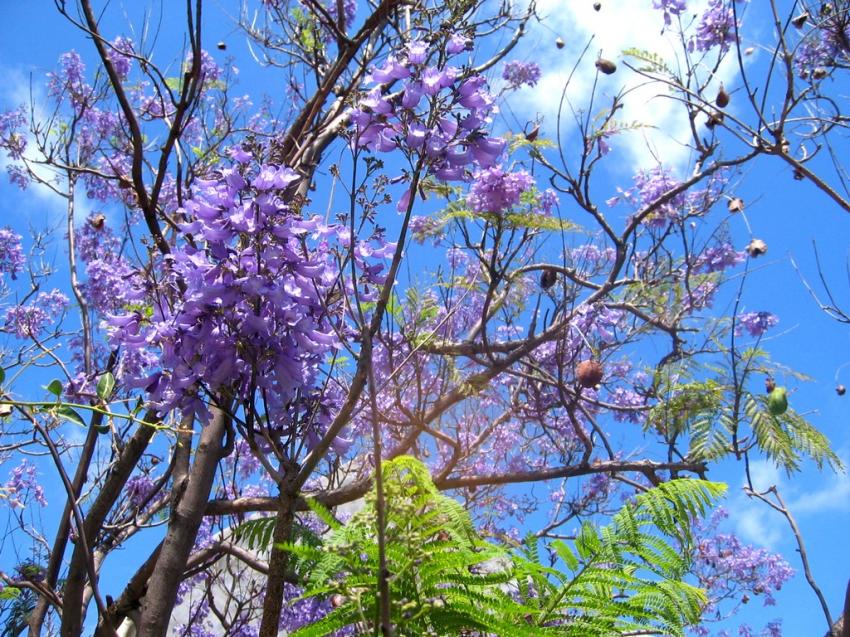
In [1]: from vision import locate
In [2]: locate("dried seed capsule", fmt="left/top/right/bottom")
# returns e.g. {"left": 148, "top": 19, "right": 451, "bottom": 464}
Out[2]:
{"left": 576, "top": 359, "right": 604, "bottom": 388}
{"left": 593, "top": 2, "right": 601, "bottom": 10}
{"left": 89, "top": 213, "right": 106, "bottom": 230}
{"left": 727, "top": 197, "right": 745, "bottom": 213}
{"left": 837, "top": 384, "right": 846, "bottom": 396}
{"left": 792, "top": 12, "right": 809, "bottom": 28}
{"left": 705, "top": 111, "right": 724, "bottom": 129}
{"left": 746, "top": 238, "right": 767, "bottom": 258}
{"left": 217, "top": 41, "right": 227, "bottom": 50}
{"left": 595, "top": 58, "right": 617, "bottom": 74}
{"left": 555, "top": 37, "right": 565, "bottom": 49}
{"left": 540, "top": 268, "right": 558, "bottom": 290}
{"left": 716, "top": 84, "right": 730, "bottom": 108}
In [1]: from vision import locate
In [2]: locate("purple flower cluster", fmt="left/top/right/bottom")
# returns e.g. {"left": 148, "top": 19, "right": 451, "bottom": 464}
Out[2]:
{"left": 73, "top": 214, "right": 143, "bottom": 314}
{"left": 108, "top": 36, "right": 135, "bottom": 81}
{"left": 0, "top": 228, "right": 25, "bottom": 281}
{"left": 106, "top": 160, "right": 345, "bottom": 424}
{"left": 3, "top": 290, "right": 70, "bottom": 339}
{"left": 47, "top": 51, "right": 90, "bottom": 106}
{"left": 467, "top": 166, "right": 534, "bottom": 213}
{"left": 695, "top": 242, "right": 745, "bottom": 273}
{"left": 2, "top": 460, "right": 47, "bottom": 509}
{"left": 794, "top": 15, "right": 850, "bottom": 79}
{"left": 735, "top": 311, "right": 778, "bottom": 338}
{"left": 125, "top": 473, "right": 157, "bottom": 507}
{"left": 608, "top": 387, "right": 646, "bottom": 423}
{"left": 501, "top": 60, "right": 541, "bottom": 89}
{"left": 653, "top": 0, "right": 687, "bottom": 26}
{"left": 0, "top": 108, "right": 27, "bottom": 162}
{"left": 349, "top": 41, "right": 506, "bottom": 198}
{"left": 691, "top": 0, "right": 738, "bottom": 53}
{"left": 611, "top": 166, "right": 686, "bottom": 228}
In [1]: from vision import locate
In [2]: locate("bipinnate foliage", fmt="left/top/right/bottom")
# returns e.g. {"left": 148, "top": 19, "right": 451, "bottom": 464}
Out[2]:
{"left": 274, "top": 456, "right": 725, "bottom": 636}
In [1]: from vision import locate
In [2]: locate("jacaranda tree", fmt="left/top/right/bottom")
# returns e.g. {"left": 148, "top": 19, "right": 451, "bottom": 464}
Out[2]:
{"left": 1, "top": 0, "right": 848, "bottom": 635}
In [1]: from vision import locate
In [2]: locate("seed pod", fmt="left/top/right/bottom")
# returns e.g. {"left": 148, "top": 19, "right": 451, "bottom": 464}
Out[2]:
{"left": 812, "top": 67, "right": 828, "bottom": 80}
{"left": 727, "top": 197, "right": 745, "bottom": 213}
{"left": 525, "top": 123, "right": 540, "bottom": 142}
{"left": 837, "top": 384, "right": 846, "bottom": 396}
{"left": 767, "top": 386, "right": 788, "bottom": 416}
{"left": 742, "top": 594, "right": 750, "bottom": 604}
{"left": 540, "top": 267, "right": 558, "bottom": 290}
{"left": 593, "top": 2, "right": 601, "bottom": 10}
{"left": 555, "top": 37, "right": 565, "bottom": 49}
{"left": 746, "top": 238, "right": 767, "bottom": 258}
{"left": 576, "top": 359, "right": 604, "bottom": 388}
{"left": 792, "top": 12, "right": 809, "bottom": 28}
{"left": 705, "top": 111, "right": 724, "bottom": 129}
{"left": 793, "top": 167, "right": 805, "bottom": 180}
{"left": 89, "top": 213, "right": 106, "bottom": 230}
{"left": 765, "top": 376, "right": 776, "bottom": 393}
{"left": 595, "top": 58, "right": 617, "bottom": 75}
{"left": 217, "top": 41, "right": 227, "bottom": 50}
{"left": 716, "top": 84, "right": 730, "bottom": 108}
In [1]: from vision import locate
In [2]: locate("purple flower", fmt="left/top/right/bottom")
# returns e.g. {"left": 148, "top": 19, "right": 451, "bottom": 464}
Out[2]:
{"left": 3, "top": 460, "right": 47, "bottom": 509}
{"left": 736, "top": 311, "right": 779, "bottom": 338}
{"left": 653, "top": 0, "right": 687, "bottom": 26}
{"left": 467, "top": 166, "right": 534, "bottom": 213}
{"left": 446, "top": 34, "right": 471, "bottom": 55}
{"left": 4, "top": 290, "right": 70, "bottom": 338}
{"left": 501, "top": 60, "right": 541, "bottom": 89}
{"left": 0, "top": 228, "right": 25, "bottom": 280}
{"left": 691, "top": 0, "right": 738, "bottom": 53}
{"left": 108, "top": 36, "right": 135, "bottom": 80}
{"left": 696, "top": 242, "right": 745, "bottom": 273}
{"left": 405, "top": 40, "right": 428, "bottom": 65}
{"left": 125, "top": 473, "right": 157, "bottom": 507}
{"left": 608, "top": 387, "right": 646, "bottom": 423}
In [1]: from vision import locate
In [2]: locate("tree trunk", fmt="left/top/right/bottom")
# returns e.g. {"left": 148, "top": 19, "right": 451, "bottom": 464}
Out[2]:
{"left": 137, "top": 407, "right": 229, "bottom": 637}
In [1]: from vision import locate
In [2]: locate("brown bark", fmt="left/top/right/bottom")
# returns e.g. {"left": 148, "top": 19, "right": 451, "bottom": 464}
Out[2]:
{"left": 137, "top": 407, "right": 229, "bottom": 637}
{"left": 59, "top": 413, "right": 158, "bottom": 637}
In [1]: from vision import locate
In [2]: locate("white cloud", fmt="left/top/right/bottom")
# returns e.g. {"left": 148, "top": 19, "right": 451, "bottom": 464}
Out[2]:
{"left": 0, "top": 65, "right": 95, "bottom": 227}
{"left": 507, "top": 0, "right": 739, "bottom": 176}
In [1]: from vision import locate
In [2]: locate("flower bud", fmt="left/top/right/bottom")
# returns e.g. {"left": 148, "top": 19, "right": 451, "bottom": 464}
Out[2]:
{"left": 540, "top": 268, "right": 558, "bottom": 290}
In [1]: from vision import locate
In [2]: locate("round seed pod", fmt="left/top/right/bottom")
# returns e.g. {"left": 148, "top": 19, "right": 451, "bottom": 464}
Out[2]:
{"left": 716, "top": 84, "right": 730, "bottom": 108}
{"left": 746, "top": 238, "right": 767, "bottom": 258}
{"left": 767, "top": 386, "right": 788, "bottom": 416}
{"left": 555, "top": 37, "right": 565, "bottom": 49}
{"left": 540, "top": 268, "right": 558, "bottom": 290}
{"left": 217, "top": 41, "right": 227, "bottom": 50}
{"left": 836, "top": 384, "right": 846, "bottom": 396}
{"left": 576, "top": 359, "right": 604, "bottom": 388}
{"left": 593, "top": 2, "right": 601, "bottom": 10}
{"left": 595, "top": 58, "right": 617, "bottom": 75}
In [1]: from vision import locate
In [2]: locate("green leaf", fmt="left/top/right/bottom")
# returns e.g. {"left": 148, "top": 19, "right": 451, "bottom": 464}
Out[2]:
{"left": 55, "top": 405, "right": 86, "bottom": 427}
{"left": 46, "top": 379, "right": 64, "bottom": 397}
{"left": 0, "top": 585, "right": 21, "bottom": 600}
{"left": 96, "top": 372, "right": 116, "bottom": 401}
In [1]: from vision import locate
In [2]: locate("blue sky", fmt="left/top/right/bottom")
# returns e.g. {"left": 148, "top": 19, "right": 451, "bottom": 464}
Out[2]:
{"left": 2, "top": 1, "right": 850, "bottom": 635}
